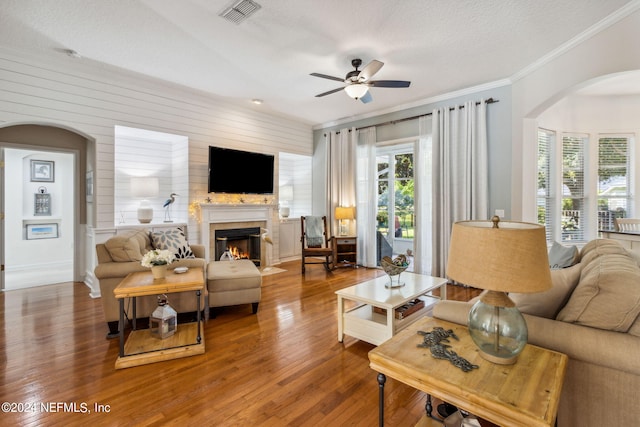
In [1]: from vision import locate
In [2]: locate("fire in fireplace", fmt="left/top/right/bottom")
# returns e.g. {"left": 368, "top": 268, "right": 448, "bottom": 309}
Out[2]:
{"left": 215, "top": 227, "right": 261, "bottom": 266}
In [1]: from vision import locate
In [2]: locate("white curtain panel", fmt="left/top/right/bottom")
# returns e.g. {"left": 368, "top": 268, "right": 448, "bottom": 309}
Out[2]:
{"left": 356, "top": 126, "right": 378, "bottom": 267}
{"left": 413, "top": 115, "right": 433, "bottom": 274}
{"left": 432, "top": 100, "right": 488, "bottom": 277}
{"left": 326, "top": 128, "right": 357, "bottom": 235}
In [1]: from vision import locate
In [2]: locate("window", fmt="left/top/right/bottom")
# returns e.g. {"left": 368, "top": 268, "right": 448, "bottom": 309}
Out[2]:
{"left": 537, "top": 129, "right": 635, "bottom": 243}
{"left": 537, "top": 129, "right": 554, "bottom": 242}
{"left": 598, "top": 136, "right": 631, "bottom": 230}
{"left": 376, "top": 144, "right": 414, "bottom": 255}
{"left": 561, "top": 135, "right": 586, "bottom": 242}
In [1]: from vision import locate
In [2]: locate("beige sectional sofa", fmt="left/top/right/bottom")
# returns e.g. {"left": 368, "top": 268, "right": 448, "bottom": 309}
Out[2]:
{"left": 94, "top": 228, "right": 207, "bottom": 338}
{"left": 433, "top": 239, "right": 640, "bottom": 427}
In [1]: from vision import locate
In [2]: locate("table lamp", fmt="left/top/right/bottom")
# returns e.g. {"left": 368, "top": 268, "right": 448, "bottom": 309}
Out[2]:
{"left": 131, "top": 176, "right": 159, "bottom": 224}
{"left": 446, "top": 216, "right": 551, "bottom": 364}
{"left": 335, "top": 206, "right": 355, "bottom": 236}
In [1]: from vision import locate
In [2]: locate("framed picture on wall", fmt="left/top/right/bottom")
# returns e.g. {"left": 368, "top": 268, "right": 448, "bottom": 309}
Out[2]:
{"left": 26, "top": 223, "right": 59, "bottom": 240}
{"left": 34, "top": 193, "right": 51, "bottom": 216}
{"left": 31, "top": 160, "right": 55, "bottom": 182}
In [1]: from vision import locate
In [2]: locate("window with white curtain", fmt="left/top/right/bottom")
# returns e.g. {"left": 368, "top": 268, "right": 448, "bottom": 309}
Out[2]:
{"left": 537, "top": 130, "right": 636, "bottom": 242}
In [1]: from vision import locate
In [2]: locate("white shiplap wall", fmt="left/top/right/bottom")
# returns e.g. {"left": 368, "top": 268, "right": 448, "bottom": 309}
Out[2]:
{"left": 0, "top": 47, "right": 313, "bottom": 242}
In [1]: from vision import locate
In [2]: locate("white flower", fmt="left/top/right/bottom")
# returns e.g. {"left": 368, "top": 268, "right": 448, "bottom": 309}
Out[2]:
{"left": 141, "top": 249, "right": 176, "bottom": 268}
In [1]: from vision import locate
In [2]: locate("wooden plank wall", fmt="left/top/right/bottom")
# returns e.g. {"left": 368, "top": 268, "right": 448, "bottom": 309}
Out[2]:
{"left": 0, "top": 47, "right": 313, "bottom": 240}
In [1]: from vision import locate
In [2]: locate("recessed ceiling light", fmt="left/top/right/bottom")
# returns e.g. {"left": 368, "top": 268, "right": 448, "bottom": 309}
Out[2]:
{"left": 251, "top": 99, "right": 263, "bottom": 105}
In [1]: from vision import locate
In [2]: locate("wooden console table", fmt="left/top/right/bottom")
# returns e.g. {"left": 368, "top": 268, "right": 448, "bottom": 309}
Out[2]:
{"left": 369, "top": 317, "right": 567, "bottom": 427}
{"left": 113, "top": 267, "right": 205, "bottom": 369}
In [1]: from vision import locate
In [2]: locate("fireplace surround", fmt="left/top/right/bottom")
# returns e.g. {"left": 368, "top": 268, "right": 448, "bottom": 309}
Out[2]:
{"left": 199, "top": 204, "right": 277, "bottom": 266}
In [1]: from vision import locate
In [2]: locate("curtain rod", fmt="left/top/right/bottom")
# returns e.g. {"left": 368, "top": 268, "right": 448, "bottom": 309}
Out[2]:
{"left": 327, "top": 97, "right": 498, "bottom": 136}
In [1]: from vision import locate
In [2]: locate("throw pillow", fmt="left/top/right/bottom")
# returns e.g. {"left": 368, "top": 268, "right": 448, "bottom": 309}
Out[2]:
{"left": 104, "top": 229, "right": 150, "bottom": 262}
{"left": 150, "top": 227, "right": 195, "bottom": 259}
{"left": 557, "top": 249, "right": 640, "bottom": 332}
{"left": 510, "top": 263, "right": 582, "bottom": 319}
{"left": 548, "top": 241, "right": 579, "bottom": 269}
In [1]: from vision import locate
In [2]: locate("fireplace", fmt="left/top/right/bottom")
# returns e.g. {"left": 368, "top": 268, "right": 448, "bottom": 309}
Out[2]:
{"left": 215, "top": 227, "right": 261, "bottom": 266}
{"left": 199, "top": 203, "right": 277, "bottom": 266}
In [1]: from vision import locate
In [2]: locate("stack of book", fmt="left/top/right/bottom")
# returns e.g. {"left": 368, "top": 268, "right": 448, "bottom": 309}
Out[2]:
{"left": 373, "top": 298, "right": 425, "bottom": 320}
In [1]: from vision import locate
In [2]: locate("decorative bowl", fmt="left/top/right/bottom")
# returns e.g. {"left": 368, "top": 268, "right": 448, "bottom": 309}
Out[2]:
{"left": 381, "top": 255, "right": 409, "bottom": 276}
{"left": 381, "top": 255, "right": 409, "bottom": 288}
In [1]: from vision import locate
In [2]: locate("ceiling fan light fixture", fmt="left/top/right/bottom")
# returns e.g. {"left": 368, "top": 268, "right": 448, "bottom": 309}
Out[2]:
{"left": 344, "top": 84, "right": 369, "bottom": 100}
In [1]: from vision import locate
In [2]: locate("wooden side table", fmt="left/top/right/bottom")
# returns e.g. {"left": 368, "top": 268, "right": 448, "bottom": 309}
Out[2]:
{"left": 335, "top": 236, "right": 357, "bottom": 268}
{"left": 113, "top": 267, "right": 205, "bottom": 369}
{"left": 369, "top": 317, "right": 567, "bottom": 427}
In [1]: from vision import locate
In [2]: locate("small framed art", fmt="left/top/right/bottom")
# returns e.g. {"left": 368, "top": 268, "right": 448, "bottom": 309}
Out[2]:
{"left": 34, "top": 193, "right": 51, "bottom": 216}
{"left": 31, "top": 160, "right": 55, "bottom": 182}
{"left": 26, "top": 223, "right": 59, "bottom": 240}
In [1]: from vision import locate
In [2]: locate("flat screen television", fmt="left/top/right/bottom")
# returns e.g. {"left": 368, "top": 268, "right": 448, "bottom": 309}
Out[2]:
{"left": 208, "top": 146, "right": 275, "bottom": 194}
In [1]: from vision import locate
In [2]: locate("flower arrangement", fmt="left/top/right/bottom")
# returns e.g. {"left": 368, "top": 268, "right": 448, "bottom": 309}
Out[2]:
{"left": 141, "top": 249, "right": 176, "bottom": 268}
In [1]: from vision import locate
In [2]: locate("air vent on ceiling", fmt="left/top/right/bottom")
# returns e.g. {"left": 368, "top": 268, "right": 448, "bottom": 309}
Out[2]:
{"left": 219, "top": 0, "right": 262, "bottom": 25}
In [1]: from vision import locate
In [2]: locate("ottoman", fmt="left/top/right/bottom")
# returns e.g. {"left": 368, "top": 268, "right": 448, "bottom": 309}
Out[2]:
{"left": 207, "top": 260, "right": 261, "bottom": 316}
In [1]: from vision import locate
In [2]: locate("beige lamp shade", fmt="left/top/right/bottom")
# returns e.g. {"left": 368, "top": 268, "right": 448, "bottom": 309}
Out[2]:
{"left": 446, "top": 218, "right": 551, "bottom": 294}
{"left": 335, "top": 206, "right": 355, "bottom": 220}
{"left": 131, "top": 177, "right": 159, "bottom": 198}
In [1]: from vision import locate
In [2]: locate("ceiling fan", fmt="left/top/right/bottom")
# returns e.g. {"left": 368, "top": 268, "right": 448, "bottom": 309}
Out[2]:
{"left": 310, "top": 58, "right": 411, "bottom": 103}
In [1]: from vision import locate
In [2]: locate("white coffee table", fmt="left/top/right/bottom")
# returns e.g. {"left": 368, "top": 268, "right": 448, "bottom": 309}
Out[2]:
{"left": 336, "top": 272, "right": 448, "bottom": 346}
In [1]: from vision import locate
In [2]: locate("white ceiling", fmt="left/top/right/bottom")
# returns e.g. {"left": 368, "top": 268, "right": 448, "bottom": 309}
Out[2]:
{"left": 0, "top": 0, "right": 635, "bottom": 126}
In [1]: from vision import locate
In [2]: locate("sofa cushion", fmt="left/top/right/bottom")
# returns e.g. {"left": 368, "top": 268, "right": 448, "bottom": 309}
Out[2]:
{"left": 151, "top": 228, "right": 195, "bottom": 259}
{"left": 548, "top": 241, "right": 580, "bottom": 269}
{"left": 510, "top": 263, "right": 582, "bottom": 319}
{"left": 104, "top": 229, "right": 150, "bottom": 262}
{"left": 557, "top": 240, "right": 640, "bottom": 332}
{"left": 579, "top": 238, "right": 627, "bottom": 265}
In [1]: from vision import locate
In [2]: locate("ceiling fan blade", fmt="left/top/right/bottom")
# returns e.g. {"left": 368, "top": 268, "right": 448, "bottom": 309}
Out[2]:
{"left": 358, "top": 60, "right": 384, "bottom": 81}
{"left": 315, "top": 87, "right": 345, "bottom": 97}
{"left": 359, "top": 91, "right": 373, "bottom": 104}
{"left": 369, "top": 80, "right": 411, "bottom": 88}
{"left": 310, "top": 72, "right": 345, "bottom": 82}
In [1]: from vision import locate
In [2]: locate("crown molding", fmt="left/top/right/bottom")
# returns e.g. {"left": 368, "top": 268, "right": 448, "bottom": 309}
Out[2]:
{"left": 510, "top": 0, "right": 640, "bottom": 83}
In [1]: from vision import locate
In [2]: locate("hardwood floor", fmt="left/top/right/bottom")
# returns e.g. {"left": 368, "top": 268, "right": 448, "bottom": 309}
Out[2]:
{"left": 0, "top": 262, "right": 479, "bottom": 427}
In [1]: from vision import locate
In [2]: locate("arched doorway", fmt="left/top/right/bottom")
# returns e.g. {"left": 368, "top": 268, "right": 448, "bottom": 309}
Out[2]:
{"left": 0, "top": 123, "right": 94, "bottom": 291}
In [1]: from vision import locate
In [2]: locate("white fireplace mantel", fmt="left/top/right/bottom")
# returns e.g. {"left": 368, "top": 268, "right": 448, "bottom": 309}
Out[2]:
{"left": 199, "top": 203, "right": 277, "bottom": 263}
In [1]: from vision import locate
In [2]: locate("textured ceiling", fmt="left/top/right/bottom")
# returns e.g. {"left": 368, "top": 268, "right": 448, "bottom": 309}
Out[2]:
{"left": 0, "top": 0, "right": 635, "bottom": 125}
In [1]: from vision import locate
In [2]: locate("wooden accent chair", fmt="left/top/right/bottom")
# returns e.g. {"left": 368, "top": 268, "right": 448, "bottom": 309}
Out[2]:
{"left": 614, "top": 218, "right": 640, "bottom": 232}
{"left": 300, "top": 216, "right": 336, "bottom": 273}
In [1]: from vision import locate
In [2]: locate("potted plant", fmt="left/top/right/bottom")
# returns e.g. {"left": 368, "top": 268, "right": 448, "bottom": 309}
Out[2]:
{"left": 141, "top": 249, "right": 176, "bottom": 279}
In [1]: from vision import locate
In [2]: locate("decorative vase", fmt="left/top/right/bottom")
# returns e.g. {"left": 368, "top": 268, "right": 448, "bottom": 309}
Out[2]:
{"left": 151, "top": 265, "right": 167, "bottom": 280}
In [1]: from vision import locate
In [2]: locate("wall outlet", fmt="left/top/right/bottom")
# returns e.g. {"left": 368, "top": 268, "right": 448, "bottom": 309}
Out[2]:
{"left": 495, "top": 209, "right": 505, "bottom": 218}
